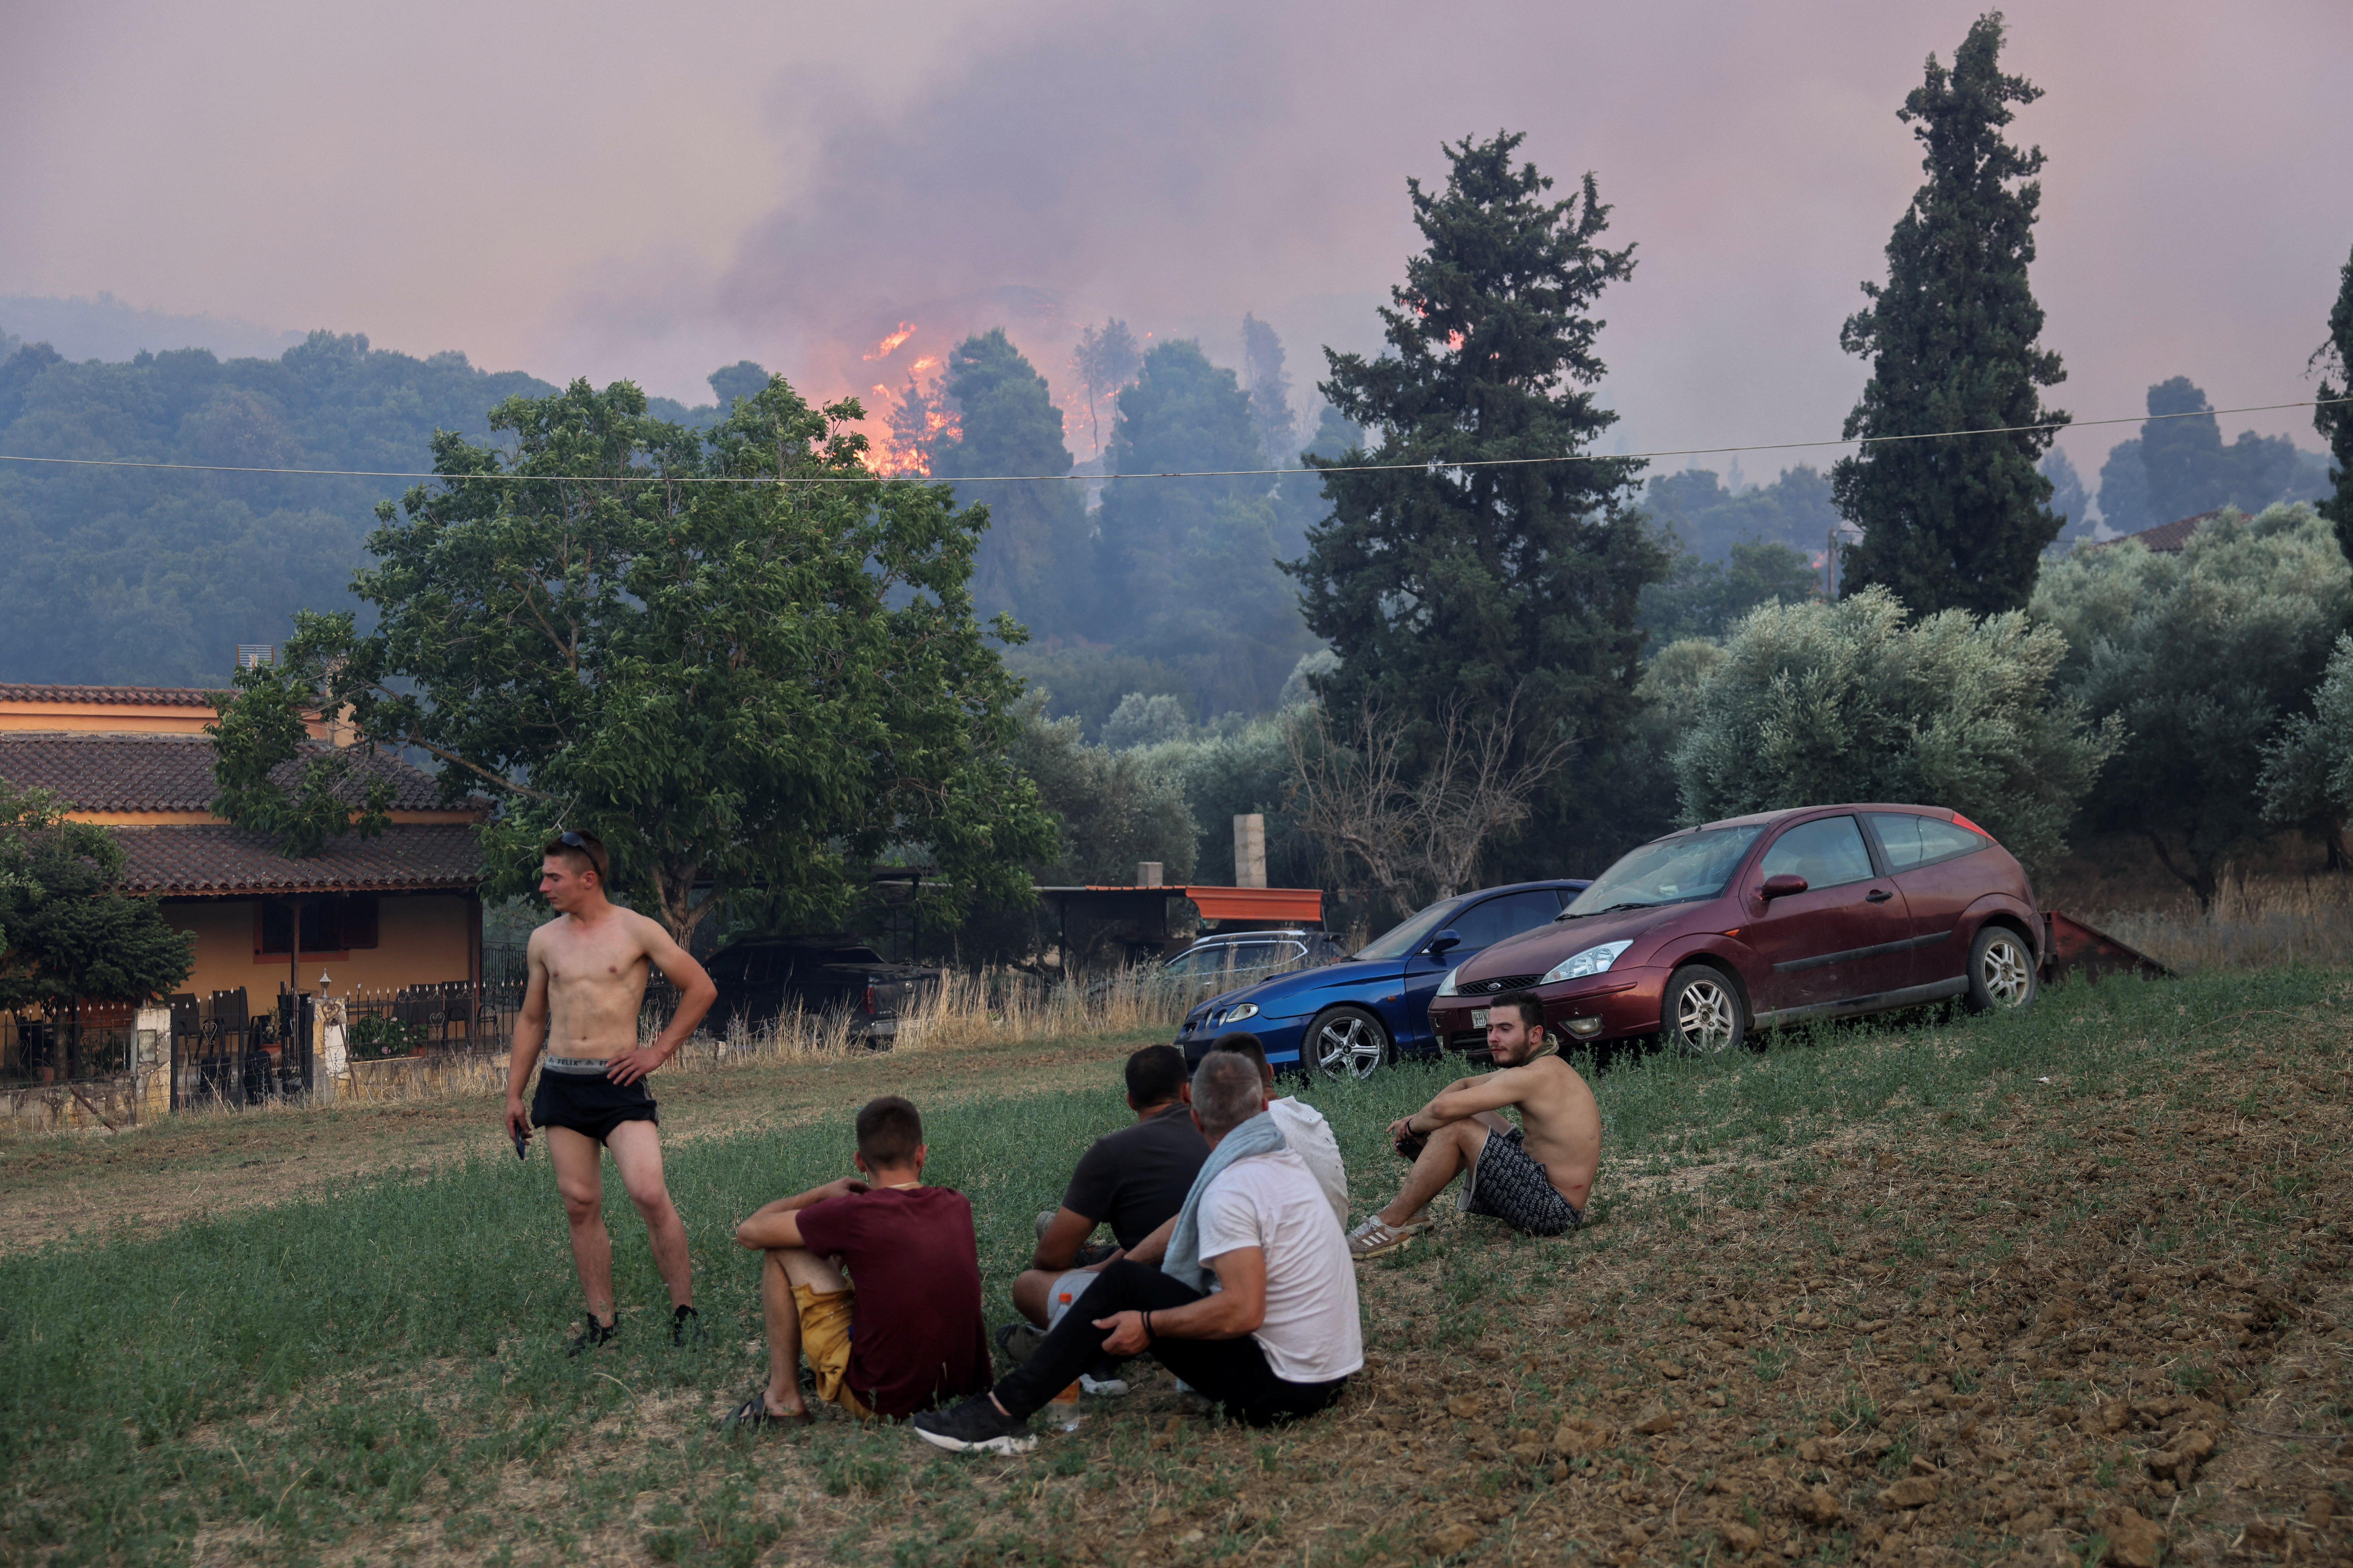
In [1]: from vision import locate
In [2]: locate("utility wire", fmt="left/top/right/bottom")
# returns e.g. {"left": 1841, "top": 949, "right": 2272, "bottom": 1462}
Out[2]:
{"left": 0, "top": 397, "right": 2343, "bottom": 487}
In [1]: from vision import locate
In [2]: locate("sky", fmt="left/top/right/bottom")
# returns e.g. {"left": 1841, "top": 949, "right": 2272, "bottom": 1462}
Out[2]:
{"left": 3, "top": 0, "right": 2348, "bottom": 486}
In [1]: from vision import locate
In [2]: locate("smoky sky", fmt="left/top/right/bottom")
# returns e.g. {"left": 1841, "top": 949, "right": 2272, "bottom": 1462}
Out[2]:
{"left": 4, "top": 0, "right": 2349, "bottom": 481}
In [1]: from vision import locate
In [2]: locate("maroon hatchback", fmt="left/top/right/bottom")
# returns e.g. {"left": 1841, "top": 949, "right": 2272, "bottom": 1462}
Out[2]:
{"left": 1426, "top": 804, "right": 2043, "bottom": 1056}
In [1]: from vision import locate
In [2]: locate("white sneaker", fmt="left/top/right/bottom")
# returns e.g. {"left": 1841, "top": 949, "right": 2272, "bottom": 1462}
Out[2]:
{"left": 1346, "top": 1215, "right": 1425, "bottom": 1260}
{"left": 1079, "top": 1371, "right": 1130, "bottom": 1397}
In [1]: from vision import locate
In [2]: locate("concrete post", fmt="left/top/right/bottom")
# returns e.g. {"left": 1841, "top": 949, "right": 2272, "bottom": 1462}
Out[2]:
{"left": 1234, "top": 814, "right": 1267, "bottom": 889}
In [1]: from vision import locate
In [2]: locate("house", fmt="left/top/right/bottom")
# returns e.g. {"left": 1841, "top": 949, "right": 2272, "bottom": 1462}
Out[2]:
{"left": 2086, "top": 509, "right": 2222, "bottom": 555}
{"left": 0, "top": 683, "right": 486, "bottom": 1001}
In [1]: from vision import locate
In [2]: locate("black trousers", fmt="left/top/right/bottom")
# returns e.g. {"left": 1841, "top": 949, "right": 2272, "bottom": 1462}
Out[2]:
{"left": 995, "top": 1260, "right": 1349, "bottom": 1428}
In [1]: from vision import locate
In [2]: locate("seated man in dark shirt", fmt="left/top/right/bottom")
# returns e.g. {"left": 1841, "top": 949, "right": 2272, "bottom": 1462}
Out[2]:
{"left": 728, "top": 1096, "right": 991, "bottom": 1426}
{"left": 1006, "top": 1045, "right": 1208, "bottom": 1354}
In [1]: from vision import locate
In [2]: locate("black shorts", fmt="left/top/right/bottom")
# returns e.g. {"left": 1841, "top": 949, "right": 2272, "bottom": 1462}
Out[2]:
{"left": 531, "top": 1067, "right": 658, "bottom": 1144}
{"left": 1461, "top": 1127, "right": 1583, "bottom": 1237}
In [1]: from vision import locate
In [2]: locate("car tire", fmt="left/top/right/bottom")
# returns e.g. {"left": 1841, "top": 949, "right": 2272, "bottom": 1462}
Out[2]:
{"left": 1306, "top": 1006, "right": 1390, "bottom": 1081}
{"left": 1660, "top": 964, "right": 1748, "bottom": 1057}
{"left": 1963, "top": 924, "right": 2038, "bottom": 1013}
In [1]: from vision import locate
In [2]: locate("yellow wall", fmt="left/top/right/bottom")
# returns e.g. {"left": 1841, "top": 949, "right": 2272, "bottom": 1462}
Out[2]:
{"left": 165, "top": 893, "right": 474, "bottom": 1001}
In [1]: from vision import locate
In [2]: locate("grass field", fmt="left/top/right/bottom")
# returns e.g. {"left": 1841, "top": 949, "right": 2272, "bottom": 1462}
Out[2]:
{"left": 3, "top": 971, "right": 2349, "bottom": 1567}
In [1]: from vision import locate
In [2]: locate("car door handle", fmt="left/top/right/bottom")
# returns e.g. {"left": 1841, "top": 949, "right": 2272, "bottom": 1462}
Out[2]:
{"left": 1865, "top": 888, "right": 1893, "bottom": 903}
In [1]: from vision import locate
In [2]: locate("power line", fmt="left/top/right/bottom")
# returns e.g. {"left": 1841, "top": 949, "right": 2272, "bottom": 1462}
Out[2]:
{"left": 0, "top": 396, "right": 2343, "bottom": 487}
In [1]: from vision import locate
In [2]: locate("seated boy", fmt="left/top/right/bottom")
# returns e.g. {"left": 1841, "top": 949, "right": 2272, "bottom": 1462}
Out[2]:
{"left": 729, "top": 1095, "right": 991, "bottom": 1424}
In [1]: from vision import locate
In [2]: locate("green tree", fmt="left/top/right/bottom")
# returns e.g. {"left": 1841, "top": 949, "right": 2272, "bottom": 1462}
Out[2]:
{"left": 2316, "top": 241, "right": 2353, "bottom": 563}
{"left": 1071, "top": 319, "right": 1142, "bottom": 456}
{"left": 2141, "top": 376, "right": 2311, "bottom": 523}
{"left": 2040, "top": 448, "right": 2090, "bottom": 542}
{"left": 208, "top": 375, "right": 1054, "bottom": 943}
{"left": 1833, "top": 13, "right": 2069, "bottom": 616}
{"left": 1289, "top": 131, "right": 1664, "bottom": 855}
{"left": 1240, "top": 314, "right": 1297, "bottom": 467}
{"left": 2031, "top": 502, "right": 2350, "bottom": 905}
{"left": 2096, "top": 438, "right": 2151, "bottom": 534}
{"left": 1096, "top": 340, "right": 1311, "bottom": 714}
{"left": 1636, "top": 539, "right": 1821, "bottom": 650}
{"left": 1008, "top": 697, "right": 1198, "bottom": 885}
{"left": 929, "top": 329, "right": 1093, "bottom": 634}
{"left": 1644, "top": 465, "right": 1842, "bottom": 560}
{"left": 1674, "top": 586, "right": 2116, "bottom": 878}
{"left": 0, "top": 784, "right": 194, "bottom": 1016}
{"left": 2258, "top": 631, "right": 2353, "bottom": 866}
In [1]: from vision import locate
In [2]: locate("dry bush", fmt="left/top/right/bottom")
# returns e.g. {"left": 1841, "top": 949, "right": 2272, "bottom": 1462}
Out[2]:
{"left": 2092, "top": 870, "right": 2353, "bottom": 972}
{"left": 892, "top": 963, "right": 1191, "bottom": 1052}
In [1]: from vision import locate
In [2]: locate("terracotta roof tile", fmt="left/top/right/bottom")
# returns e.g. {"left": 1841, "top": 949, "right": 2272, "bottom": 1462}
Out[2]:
{"left": 110, "top": 823, "right": 482, "bottom": 896}
{"left": 2086, "top": 509, "right": 2220, "bottom": 555}
{"left": 0, "top": 683, "right": 223, "bottom": 706}
{"left": 0, "top": 732, "right": 450, "bottom": 813}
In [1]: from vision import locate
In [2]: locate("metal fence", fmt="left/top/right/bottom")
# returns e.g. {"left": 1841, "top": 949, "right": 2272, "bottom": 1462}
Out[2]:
{"left": 167, "top": 989, "right": 315, "bottom": 1112}
{"left": 337, "top": 975, "right": 681, "bottom": 1064}
{"left": 0, "top": 1013, "right": 139, "bottom": 1089}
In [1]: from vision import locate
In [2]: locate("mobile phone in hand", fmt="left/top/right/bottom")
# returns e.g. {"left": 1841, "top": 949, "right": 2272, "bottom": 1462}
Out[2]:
{"left": 513, "top": 1128, "right": 530, "bottom": 1161}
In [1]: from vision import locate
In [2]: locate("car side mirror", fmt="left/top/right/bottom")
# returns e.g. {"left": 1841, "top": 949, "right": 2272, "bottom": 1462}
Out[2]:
{"left": 1424, "top": 928, "right": 1463, "bottom": 956}
{"left": 1759, "top": 874, "right": 1808, "bottom": 901}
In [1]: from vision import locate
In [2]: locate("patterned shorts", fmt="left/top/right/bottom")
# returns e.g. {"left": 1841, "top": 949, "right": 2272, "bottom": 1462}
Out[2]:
{"left": 1460, "top": 1127, "right": 1584, "bottom": 1237}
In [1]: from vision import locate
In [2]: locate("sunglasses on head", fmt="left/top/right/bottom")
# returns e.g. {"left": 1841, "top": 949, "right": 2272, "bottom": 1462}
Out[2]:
{"left": 557, "top": 831, "right": 596, "bottom": 850}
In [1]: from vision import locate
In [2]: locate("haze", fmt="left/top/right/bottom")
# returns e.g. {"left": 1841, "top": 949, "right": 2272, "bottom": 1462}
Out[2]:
{"left": 3, "top": 0, "right": 2347, "bottom": 481}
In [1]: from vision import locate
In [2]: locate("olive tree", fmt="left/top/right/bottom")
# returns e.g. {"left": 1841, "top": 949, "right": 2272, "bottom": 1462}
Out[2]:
{"left": 1673, "top": 586, "right": 2117, "bottom": 877}
{"left": 2030, "top": 503, "right": 2351, "bottom": 905}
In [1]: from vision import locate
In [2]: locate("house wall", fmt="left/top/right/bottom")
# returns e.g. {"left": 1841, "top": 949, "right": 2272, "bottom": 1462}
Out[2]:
{"left": 164, "top": 893, "right": 475, "bottom": 1001}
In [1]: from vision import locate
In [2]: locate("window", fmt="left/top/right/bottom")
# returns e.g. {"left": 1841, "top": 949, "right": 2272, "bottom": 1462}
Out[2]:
{"left": 1759, "top": 817, "right": 1875, "bottom": 890}
{"left": 1868, "top": 813, "right": 1990, "bottom": 871}
{"left": 1564, "top": 827, "right": 1764, "bottom": 916}
{"left": 256, "top": 895, "right": 379, "bottom": 956}
{"left": 1451, "top": 891, "right": 1569, "bottom": 950}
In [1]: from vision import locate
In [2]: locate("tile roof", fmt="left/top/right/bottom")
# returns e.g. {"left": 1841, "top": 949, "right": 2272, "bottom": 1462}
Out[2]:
{"left": 2087, "top": 509, "right": 2220, "bottom": 555}
{"left": 110, "top": 823, "right": 482, "bottom": 896}
{"left": 0, "top": 683, "right": 223, "bottom": 706}
{"left": 0, "top": 732, "right": 452, "bottom": 813}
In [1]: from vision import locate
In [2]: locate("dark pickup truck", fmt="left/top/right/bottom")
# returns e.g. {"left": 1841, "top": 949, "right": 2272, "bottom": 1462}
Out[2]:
{"left": 702, "top": 935, "right": 942, "bottom": 1047}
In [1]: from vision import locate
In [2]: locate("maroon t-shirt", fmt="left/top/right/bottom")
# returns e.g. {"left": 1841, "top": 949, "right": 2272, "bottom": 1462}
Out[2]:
{"left": 793, "top": 1185, "right": 991, "bottom": 1418}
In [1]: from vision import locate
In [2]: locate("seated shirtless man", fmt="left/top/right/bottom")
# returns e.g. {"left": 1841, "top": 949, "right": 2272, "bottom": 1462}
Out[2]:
{"left": 504, "top": 831, "right": 718, "bottom": 1352}
{"left": 1345, "top": 991, "right": 1598, "bottom": 1259}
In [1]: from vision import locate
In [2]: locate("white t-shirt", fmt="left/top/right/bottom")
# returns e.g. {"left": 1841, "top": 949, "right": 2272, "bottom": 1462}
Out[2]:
{"left": 1268, "top": 1096, "right": 1350, "bottom": 1228}
{"left": 1196, "top": 1148, "right": 1362, "bottom": 1384}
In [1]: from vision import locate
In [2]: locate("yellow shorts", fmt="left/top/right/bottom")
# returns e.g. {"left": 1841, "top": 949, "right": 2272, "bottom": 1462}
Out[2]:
{"left": 793, "top": 1284, "right": 872, "bottom": 1418}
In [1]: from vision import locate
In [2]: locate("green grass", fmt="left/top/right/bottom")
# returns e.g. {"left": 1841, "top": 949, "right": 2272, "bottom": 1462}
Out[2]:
{"left": 1, "top": 962, "right": 2346, "bottom": 1563}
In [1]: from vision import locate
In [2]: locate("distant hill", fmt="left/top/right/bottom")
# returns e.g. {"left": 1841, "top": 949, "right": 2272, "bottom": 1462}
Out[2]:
{"left": 0, "top": 292, "right": 305, "bottom": 364}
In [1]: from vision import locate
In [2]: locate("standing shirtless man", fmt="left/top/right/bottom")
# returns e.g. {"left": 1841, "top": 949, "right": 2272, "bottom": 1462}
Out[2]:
{"left": 505, "top": 831, "right": 719, "bottom": 1352}
{"left": 1344, "top": 991, "right": 1599, "bottom": 1258}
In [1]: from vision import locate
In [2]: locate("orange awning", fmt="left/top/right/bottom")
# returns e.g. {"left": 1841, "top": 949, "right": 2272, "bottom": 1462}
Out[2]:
{"left": 1181, "top": 886, "right": 1324, "bottom": 924}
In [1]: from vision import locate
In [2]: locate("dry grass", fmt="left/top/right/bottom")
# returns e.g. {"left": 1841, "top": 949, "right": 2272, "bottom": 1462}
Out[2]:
{"left": 2091, "top": 870, "right": 2353, "bottom": 973}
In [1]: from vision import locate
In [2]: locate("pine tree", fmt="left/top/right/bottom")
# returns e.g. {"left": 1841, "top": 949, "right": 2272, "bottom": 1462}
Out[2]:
{"left": 1241, "top": 314, "right": 1296, "bottom": 465}
{"left": 2316, "top": 240, "right": 2353, "bottom": 563}
{"left": 1833, "top": 12, "right": 2069, "bottom": 617}
{"left": 1288, "top": 132, "right": 1662, "bottom": 823}
{"left": 929, "top": 329, "right": 1091, "bottom": 635}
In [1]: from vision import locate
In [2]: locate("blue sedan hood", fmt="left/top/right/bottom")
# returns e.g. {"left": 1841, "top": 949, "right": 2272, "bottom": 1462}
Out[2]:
{"left": 1185, "top": 953, "right": 1403, "bottom": 1022}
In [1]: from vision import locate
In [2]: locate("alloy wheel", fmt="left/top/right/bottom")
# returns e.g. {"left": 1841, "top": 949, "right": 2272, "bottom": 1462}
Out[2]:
{"left": 1673, "top": 977, "right": 1740, "bottom": 1054}
{"left": 1312, "top": 1014, "right": 1385, "bottom": 1080}
{"left": 1979, "top": 936, "right": 2034, "bottom": 1007}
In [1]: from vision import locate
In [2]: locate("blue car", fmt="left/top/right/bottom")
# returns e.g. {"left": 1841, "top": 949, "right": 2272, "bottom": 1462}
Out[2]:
{"left": 1174, "top": 880, "right": 1591, "bottom": 1078}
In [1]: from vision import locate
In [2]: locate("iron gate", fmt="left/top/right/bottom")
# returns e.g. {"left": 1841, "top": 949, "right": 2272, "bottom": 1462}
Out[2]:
{"left": 169, "top": 989, "right": 315, "bottom": 1111}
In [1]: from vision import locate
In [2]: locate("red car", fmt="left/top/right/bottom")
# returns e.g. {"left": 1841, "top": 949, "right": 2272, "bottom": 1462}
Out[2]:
{"left": 1425, "top": 803, "right": 2043, "bottom": 1056}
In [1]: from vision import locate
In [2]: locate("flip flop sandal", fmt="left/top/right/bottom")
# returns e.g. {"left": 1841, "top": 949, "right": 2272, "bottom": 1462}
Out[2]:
{"left": 727, "top": 1392, "right": 812, "bottom": 1431}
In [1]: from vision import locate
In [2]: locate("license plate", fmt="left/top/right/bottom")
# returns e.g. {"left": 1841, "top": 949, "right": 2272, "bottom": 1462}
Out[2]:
{"left": 1470, "top": 1008, "right": 1487, "bottom": 1028}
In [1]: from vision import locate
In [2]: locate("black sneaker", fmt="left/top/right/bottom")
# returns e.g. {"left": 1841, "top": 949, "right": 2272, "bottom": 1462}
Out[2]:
{"left": 568, "top": 1316, "right": 617, "bottom": 1357}
{"left": 994, "top": 1321, "right": 1045, "bottom": 1367}
{"left": 672, "top": 1305, "right": 704, "bottom": 1348}
{"left": 912, "top": 1394, "right": 1037, "bottom": 1455}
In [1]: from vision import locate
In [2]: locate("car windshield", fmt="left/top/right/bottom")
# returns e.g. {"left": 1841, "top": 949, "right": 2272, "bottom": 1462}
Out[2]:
{"left": 1353, "top": 897, "right": 1468, "bottom": 961}
{"left": 1562, "top": 826, "right": 1765, "bottom": 916}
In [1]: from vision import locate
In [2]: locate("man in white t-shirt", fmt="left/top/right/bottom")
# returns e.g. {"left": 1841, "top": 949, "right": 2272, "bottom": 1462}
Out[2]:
{"left": 912, "top": 1053, "right": 1361, "bottom": 1453}
{"left": 1206, "top": 1033, "right": 1348, "bottom": 1227}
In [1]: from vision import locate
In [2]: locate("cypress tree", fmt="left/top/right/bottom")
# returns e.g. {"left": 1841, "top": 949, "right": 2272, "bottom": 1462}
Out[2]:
{"left": 1833, "top": 12, "right": 2068, "bottom": 616}
{"left": 929, "top": 329, "right": 1092, "bottom": 636}
{"left": 2316, "top": 241, "right": 2353, "bottom": 564}
{"left": 1289, "top": 132, "right": 1663, "bottom": 801}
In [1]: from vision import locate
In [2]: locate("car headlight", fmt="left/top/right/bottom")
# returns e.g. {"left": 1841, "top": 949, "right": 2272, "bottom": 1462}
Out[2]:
{"left": 1542, "top": 941, "right": 1632, "bottom": 984}
{"left": 1212, "top": 1002, "right": 1260, "bottom": 1026}
{"left": 1436, "top": 965, "right": 1463, "bottom": 997}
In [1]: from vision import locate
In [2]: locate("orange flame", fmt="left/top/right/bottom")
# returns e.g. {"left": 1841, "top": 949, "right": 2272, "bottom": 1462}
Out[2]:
{"left": 908, "top": 355, "right": 940, "bottom": 374}
{"left": 864, "top": 321, "right": 918, "bottom": 360}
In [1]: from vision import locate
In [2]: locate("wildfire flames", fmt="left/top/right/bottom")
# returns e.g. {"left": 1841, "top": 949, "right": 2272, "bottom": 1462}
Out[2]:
{"left": 864, "top": 321, "right": 917, "bottom": 361}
